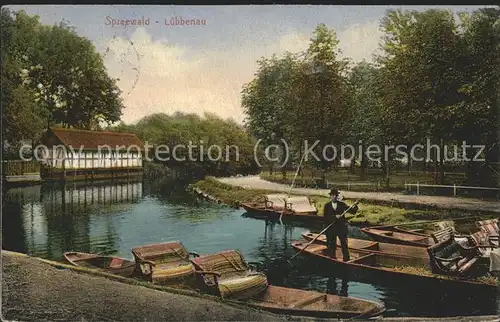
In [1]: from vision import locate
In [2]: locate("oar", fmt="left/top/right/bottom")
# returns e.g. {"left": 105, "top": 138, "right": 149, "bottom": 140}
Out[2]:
{"left": 287, "top": 200, "right": 361, "bottom": 264}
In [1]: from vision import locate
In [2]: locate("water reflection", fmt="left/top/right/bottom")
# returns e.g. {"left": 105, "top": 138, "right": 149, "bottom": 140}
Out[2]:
{"left": 3, "top": 179, "right": 143, "bottom": 259}
{"left": 327, "top": 276, "right": 349, "bottom": 297}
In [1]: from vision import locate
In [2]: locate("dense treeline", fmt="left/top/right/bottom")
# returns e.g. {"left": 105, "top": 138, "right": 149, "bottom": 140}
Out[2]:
{"left": 3, "top": 8, "right": 498, "bottom": 186}
{"left": 2, "top": 9, "right": 123, "bottom": 157}
{"left": 242, "top": 8, "right": 499, "bottom": 187}
{"left": 110, "top": 113, "right": 259, "bottom": 178}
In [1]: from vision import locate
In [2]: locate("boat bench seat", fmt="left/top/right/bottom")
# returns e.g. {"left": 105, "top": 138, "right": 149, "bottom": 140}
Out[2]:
{"left": 427, "top": 237, "right": 481, "bottom": 276}
{"left": 450, "top": 229, "right": 498, "bottom": 258}
{"left": 191, "top": 250, "right": 268, "bottom": 299}
{"left": 131, "top": 241, "right": 198, "bottom": 282}
{"left": 462, "top": 230, "right": 498, "bottom": 257}
{"left": 477, "top": 220, "right": 499, "bottom": 246}
{"left": 477, "top": 219, "right": 499, "bottom": 235}
{"left": 430, "top": 227, "right": 454, "bottom": 244}
{"left": 151, "top": 260, "right": 195, "bottom": 280}
{"left": 109, "top": 257, "right": 124, "bottom": 269}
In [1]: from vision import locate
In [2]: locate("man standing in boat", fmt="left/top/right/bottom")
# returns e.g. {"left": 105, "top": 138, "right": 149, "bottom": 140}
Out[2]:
{"left": 323, "top": 188, "right": 358, "bottom": 261}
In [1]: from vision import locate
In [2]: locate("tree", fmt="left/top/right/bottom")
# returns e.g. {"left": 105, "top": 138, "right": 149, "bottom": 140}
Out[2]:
{"left": 289, "top": 24, "right": 353, "bottom": 184}
{"left": 1, "top": 8, "right": 46, "bottom": 157}
{"left": 241, "top": 52, "right": 302, "bottom": 175}
{"left": 2, "top": 9, "right": 125, "bottom": 157}
{"left": 20, "top": 17, "right": 123, "bottom": 129}
{"left": 456, "top": 8, "right": 499, "bottom": 187}
{"left": 377, "top": 9, "right": 465, "bottom": 184}
{"left": 348, "top": 61, "right": 385, "bottom": 179}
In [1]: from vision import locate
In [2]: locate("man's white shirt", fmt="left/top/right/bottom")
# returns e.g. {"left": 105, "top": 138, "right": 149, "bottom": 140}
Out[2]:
{"left": 331, "top": 201, "right": 342, "bottom": 219}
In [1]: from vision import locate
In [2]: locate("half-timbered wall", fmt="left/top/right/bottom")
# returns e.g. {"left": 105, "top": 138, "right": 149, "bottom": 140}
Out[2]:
{"left": 44, "top": 150, "right": 142, "bottom": 169}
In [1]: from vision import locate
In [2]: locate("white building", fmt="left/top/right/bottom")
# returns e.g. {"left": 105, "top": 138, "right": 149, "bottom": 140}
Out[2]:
{"left": 38, "top": 127, "right": 144, "bottom": 170}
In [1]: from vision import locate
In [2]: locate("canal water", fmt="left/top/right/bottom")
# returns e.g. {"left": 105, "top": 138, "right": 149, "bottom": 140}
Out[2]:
{"left": 2, "top": 178, "right": 499, "bottom": 317}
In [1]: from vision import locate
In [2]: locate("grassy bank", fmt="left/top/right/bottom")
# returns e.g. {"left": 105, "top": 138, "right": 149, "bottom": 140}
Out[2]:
{"left": 189, "top": 177, "right": 464, "bottom": 226}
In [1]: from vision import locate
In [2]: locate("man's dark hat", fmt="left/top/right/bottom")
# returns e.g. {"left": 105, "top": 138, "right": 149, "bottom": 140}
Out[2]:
{"left": 329, "top": 188, "right": 339, "bottom": 196}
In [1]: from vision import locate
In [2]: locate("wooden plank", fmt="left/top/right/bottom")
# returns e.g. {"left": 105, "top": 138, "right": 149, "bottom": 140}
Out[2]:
{"left": 306, "top": 244, "right": 327, "bottom": 253}
{"left": 288, "top": 293, "right": 327, "bottom": 308}
{"left": 458, "top": 257, "right": 479, "bottom": 275}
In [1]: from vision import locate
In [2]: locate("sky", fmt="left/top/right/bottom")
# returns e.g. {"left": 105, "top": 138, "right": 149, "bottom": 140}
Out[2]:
{"left": 7, "top": 5, "right": 490, "bottom": 125}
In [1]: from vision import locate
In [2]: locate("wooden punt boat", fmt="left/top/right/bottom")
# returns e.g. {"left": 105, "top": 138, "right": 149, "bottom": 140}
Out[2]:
{"left": 241, "top": 204, "right": 323, "bottom": 223}
{"left": 301, "top": 232, "right": 428, "bottom": 259}
{"left": 63, "top": 252, "right": 135, "bottom": 277}
{"left": 243, "top": 285, "right": 385, "bottom": 319}
{"left": 360, "top": 226, "right": 433, "bottom": 247}
{"left": 290, "top": 241, "right": 497, "bottom": 291}
{"left": 241, "top": 194, "right": 321, "bottom": 223}
{"left": 191, "top": 249, "right": 385, "bottom": 318}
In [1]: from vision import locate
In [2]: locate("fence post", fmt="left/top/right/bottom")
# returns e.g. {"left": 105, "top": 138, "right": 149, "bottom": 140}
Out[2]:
{"left": 453, "top": 184, "right": 456, "bottom": 196}
{"left": 416, "top": 181, "right": 420, "bottom": 195}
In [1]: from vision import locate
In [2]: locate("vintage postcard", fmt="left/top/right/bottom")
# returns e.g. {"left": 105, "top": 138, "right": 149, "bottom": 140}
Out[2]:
{"left": 2, "top": 4, "right": 499, "bottom": 321}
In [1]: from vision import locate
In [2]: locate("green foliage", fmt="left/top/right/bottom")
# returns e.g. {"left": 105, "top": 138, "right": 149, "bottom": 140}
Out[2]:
{"left": 107, "top": 113, "right": 259, "bottom": 177}
{"left": 378, "top": 9, "right": 464, "bottom": 144}
{"left": 190, "top": 177, "right": 268, "bottom": 207}
{"left": 242, "top": 10, "right": 499, "bottom": 187}
{"left": 242, "top": 52, "right": 301, "bottom": 141}
{"left": 291, "top": 24, "right": 353, "bottom": 174}
{"left": 1, "top": 8, "right": 123, "bottom": 157}
{"left": 242, "top": 24, "right": 355, "bottom": 178}
{"left": 1, "top": 9, "right": 46, "bottom": 157}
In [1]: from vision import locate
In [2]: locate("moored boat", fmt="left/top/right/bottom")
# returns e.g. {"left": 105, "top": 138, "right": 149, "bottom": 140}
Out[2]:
{"left": 301, "top": 232, "right": 428, "bottom": 259}
{"left": 360, "top": 226, "right": 433, "bottom": 247}
{"left": 241, "top": 193, "right": 321, "bottom": 223}
{"left": 131, "top": 241, "right": 199, "bottom": 284}
{"left": 290, "top": 240, "right": 497, "bottom": 291}
{"left": 244, "top": 285, "right": 386, "bottom": 319}
{"left": 63, "top": 251, "right": 136, "bottom": 277}
{"left": 191, "top": 249, "right": 385, "bottom": 318}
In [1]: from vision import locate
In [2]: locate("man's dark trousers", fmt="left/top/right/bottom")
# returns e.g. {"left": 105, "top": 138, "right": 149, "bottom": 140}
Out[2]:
{"left": 323, "top": 200, "right": 356, "bottom": 261}
{"left": 326, "top": 224, "right": 350, "bottom": 261}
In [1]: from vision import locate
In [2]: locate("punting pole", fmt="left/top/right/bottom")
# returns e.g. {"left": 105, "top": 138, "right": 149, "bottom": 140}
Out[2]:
{"left": 279, "top": 151, "right": 307, "bottom": 224}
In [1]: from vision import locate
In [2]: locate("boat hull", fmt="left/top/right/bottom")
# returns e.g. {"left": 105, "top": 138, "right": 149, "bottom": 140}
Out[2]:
{"left": 301, "top": 232, "right": 429, "bottom": 259}
{"left": 360, "top": 227, "right": 432, "bottom": 247}
{"left": 63, "top": 252, "right": 136, "bottom": 277}
{"left": 290, "top": 241, "right": 496, "bottom": 291}
{"left": 241, "top": 203, "right": 322, "bottom": 224}
{"left": 244, "top": 285, "right": 385, "bottom": 319}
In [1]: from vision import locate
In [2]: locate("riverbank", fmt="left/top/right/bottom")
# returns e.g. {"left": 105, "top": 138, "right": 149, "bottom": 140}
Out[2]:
{"left": 215, "top": 176, "right": 500, "bottom": 215}
{"left": 190, "top": 177, "right": 496, "bottom": 226}
{"left": 1, "top": 251, "right": 306, "bottom": 321}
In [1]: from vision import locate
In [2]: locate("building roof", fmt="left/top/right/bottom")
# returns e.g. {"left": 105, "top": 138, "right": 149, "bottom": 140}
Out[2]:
{"left": 45, "top": 127, "right": 145, "bottom": 151}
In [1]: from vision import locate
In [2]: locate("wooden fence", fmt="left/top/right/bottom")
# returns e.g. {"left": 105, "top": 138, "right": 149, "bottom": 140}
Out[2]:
{"left": 405, "top": 182, "right": 500, "bottom": 196}
{"left": 2, "top": 160, "right": 41, "bottom": 176}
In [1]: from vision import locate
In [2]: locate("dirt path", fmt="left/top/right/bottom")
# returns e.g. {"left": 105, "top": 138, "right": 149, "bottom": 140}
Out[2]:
{"left": 217, "top": 176, "right": 500, "bottom": 214}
